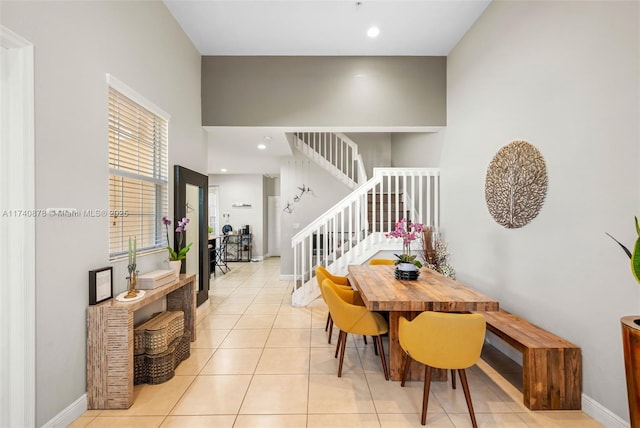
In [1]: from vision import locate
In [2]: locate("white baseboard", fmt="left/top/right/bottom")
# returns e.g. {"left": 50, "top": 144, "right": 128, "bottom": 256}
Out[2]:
{"left": 279, "top": 274, "right": 294, "bottom": 280}
{"left": 41, "top": 394, "right": 87, "bottom": 428}
{"left": 582, "top": 394, "right": 628, "bottom": 428}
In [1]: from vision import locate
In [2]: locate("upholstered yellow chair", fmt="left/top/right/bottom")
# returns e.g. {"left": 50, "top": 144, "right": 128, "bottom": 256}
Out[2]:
{"left": 315, "top": 266, "right": 360, "bottom": 343}
{"left": 399, "top": 311, "right": 486, "bottom": 427}
{"left": 316, "top": 265, "right": 351, "bottom": 287}
{"left": 322, "top": 279, "right": 389, "bottom": 380}
{"left": 368, "top": 258, "right": 395, "bottom": 265}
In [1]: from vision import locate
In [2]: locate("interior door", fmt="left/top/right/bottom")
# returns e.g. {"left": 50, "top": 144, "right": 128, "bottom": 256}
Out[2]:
{"left": 267, "top": 195, "right": 281, "bottom": 256}
{"left": 174, "top": 165, "right": 209, "bottom": 306}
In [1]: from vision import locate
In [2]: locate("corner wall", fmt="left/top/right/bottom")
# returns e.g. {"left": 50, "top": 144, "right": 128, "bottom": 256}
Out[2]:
{"left": 1, "top": 1, "right": 204, "bottom": 425}
{"left": 443, "top": 1, "right": 639, "bottom": 423}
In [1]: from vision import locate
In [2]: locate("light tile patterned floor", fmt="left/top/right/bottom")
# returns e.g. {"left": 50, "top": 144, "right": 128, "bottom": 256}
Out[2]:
{"left": 70, "top": 258, "right": 602, "bottom": 427}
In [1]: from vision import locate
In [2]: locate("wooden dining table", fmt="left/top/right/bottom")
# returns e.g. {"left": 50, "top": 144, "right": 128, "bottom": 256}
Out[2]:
{"left": 348, "top": 264, "right": 499, "bottom": 381}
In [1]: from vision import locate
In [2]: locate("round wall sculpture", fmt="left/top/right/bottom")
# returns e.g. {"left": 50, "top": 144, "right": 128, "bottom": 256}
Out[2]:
{"left": 484, "top": 140, "right": 548, "bottom": 229}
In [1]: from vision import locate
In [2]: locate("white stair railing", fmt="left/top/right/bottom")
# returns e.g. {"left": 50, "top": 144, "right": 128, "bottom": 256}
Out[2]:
{"left": 291, "top": 167, "right": 440, "bottom": 306}
{"left": 293, "top": 132, "right": 367, "bottom": 189}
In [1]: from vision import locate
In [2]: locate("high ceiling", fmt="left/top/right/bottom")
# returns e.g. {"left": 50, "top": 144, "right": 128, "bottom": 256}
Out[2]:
{"left": 163, "top": 0, "right": 491, "bottom": 175}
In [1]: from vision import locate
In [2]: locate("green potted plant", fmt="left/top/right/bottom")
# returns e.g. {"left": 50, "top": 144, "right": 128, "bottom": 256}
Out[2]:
{"left": 607, "top": 218, "right": 640, "bottom": 427}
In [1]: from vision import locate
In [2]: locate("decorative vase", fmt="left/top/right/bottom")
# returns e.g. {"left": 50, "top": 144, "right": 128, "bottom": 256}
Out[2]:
{"left": 395, "top": 262, "right": 420, "bottom": 280}
{"left": 125, "top": 265, "right": 139, "bottom": 299}
{"left": 621, "top": 316, "right": 640, "bottom": 428}
{"left": 169, "top": 260, "right": 182, "bottom": 278}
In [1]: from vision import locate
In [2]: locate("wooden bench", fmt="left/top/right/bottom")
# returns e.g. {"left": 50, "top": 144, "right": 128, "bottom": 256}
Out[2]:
{"left": 474, "top": 309, "right": 582, "bottom": 410}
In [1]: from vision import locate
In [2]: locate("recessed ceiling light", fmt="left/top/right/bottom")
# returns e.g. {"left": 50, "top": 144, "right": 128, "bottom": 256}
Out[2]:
{"left": 257, "top": 144, "right": 266, "bottom": 150}
{"left": 220, "top": 168, "right": 227, "bottom": 172}
{"left": 367, "top": 26, "right": 380, "bottom": 38}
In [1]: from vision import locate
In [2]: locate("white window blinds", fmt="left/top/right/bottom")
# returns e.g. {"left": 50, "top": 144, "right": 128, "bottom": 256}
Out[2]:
{"left": 108, "top": 84, "right": 168, "bottom": 259}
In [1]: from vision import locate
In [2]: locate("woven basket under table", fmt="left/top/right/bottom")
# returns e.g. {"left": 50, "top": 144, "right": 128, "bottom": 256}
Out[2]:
{"left": 134, "top": 333, "right": 191, "bottom": 385}
{"left": 134, "top": 310, "right": 184, "bottom": 355}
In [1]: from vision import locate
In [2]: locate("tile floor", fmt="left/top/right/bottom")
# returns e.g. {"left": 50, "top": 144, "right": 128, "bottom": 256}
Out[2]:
{"left": 70, "top": 258, "right": 603, "bottom": 427}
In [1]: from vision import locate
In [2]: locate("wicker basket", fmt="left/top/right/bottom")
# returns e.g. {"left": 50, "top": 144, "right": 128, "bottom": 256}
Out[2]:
{"left": 134, "top": 333, "right": 191, "bottom": 385}
{"left": 134, "top": 311, "right": 184, "bottom": 355}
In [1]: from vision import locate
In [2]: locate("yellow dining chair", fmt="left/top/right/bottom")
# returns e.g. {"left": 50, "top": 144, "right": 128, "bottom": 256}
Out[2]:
{"left": 369, "top": 258, "right": 395, "bottom": 265}
{"left": 315, "top": 265, "right": 351, "bottom": 287}
{"left": 315, "top": 266, "right": 358, "bottom": 343}
{"left": 398, "top": 311, "right": 486, "bottom": 427}
{"left": 322, "top": 279, "right": 389, "bottom": 380}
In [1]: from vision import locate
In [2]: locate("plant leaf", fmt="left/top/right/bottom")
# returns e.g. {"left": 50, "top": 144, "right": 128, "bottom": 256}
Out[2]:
{"left": 605, "top": 232, "right": 632, "bottom": 259}
{"left": 631, "top": 236, "right": 640, "bottom": 284}
{"left": 635, "top": 216, "right": 640, "bottom": 236}
{"left": 166, "top": 246, "right": 179, "bottom": 260}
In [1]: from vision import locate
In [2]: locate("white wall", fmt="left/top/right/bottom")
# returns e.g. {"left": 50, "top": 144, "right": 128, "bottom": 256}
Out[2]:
{"left": 279, "top": 153, "right": 352, "bottom": 275}
{"left": 443, "top": 1, "right": 639, "bottom": 423}
{"left": 391, "top": 132, "right": 444, "bottom": 168}
{"left": 209, "top": 174, "right": 265, "bottom": 259}
{"left": 1, "top": 1, "right": 204, "bottom": 425}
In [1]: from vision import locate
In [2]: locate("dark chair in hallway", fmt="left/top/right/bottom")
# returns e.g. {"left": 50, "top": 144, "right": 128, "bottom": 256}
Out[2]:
{"left": 212, "top": 235, "right": 230, "bottom": 275}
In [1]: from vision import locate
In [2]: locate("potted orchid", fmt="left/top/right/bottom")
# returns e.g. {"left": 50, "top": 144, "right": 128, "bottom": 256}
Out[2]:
{"left": 385, "top": 218, "right": 423, "bottom": 269}
{"left": 163, "top": 216, "right": 192, "bottom": 275}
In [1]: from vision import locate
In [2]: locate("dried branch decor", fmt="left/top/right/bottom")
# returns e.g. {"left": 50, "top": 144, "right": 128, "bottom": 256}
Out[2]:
{"left": 421, "top": 227, "right": 456, "bottom": 278}
{"left": 485, "top": 140, "right": 548, "bottom": 229}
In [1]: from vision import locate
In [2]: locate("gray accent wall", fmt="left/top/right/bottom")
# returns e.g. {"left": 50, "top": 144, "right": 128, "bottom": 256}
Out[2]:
{"left": 443, "top": 0, "right": 638, "bottom": 423}
{"left": 344, "top": 132, "right": 392, "bottom": 177}
{"left": 202, "top": 56, "right": 446, "bottom": 127}
{"left": 1, "top": 1, "right": 204, "bottom": 425}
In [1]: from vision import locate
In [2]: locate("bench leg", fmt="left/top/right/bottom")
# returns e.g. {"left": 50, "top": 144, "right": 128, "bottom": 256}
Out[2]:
{"left": 523, "top": 347, "right": 582, "bottom": 410}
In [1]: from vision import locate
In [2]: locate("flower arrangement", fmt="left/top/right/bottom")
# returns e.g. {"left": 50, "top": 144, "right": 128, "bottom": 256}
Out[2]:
{"left": 421, "top": 226, "right": 456, "bottom": 279}
{"left": 163, "top": 216, "right": 192, "bottom": 261}
{"left": 385, "top": 218, "right": 423, "bottom": 268}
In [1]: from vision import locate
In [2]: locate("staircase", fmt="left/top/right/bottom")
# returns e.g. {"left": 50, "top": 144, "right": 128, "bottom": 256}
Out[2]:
{"left": 293, "top": 132, "right": 367, "bottom": 189}
{"left": 290, "top": 167, "right": 440, "bottom": 306}
{"left": 368, "top": 193, "right": 405, "bottom": 233}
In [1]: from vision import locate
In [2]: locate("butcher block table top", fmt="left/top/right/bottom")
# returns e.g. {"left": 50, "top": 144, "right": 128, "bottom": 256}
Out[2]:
{"left": 347, "top": 264, "right": 499, "bottom": 381}
{"left": 348, "top": 264, "right": 499, "bottom": 313}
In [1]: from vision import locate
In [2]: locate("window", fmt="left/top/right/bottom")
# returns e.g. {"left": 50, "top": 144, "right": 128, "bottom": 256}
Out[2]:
{"left": 107, "top": 75, "right": 169, "bottom": 260}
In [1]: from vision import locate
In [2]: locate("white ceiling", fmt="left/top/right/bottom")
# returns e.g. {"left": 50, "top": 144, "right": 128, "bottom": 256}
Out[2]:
{"left": 163, "top": 0, "right": 491, "bottom": 175}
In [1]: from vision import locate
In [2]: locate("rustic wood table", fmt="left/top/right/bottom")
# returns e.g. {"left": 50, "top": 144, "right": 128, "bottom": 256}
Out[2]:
{"left": 348, "top": 264, "right": 499, "bottom": 381}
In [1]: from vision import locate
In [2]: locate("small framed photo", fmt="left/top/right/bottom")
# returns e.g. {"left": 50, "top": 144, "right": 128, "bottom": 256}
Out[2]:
{"left": 89, "top": 266, "right": 113, "bottom": 305}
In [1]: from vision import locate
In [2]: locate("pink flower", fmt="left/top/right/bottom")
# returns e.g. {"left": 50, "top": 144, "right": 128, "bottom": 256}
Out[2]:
{"left": 387, "top": 218, "right": 424, "bottom": 255}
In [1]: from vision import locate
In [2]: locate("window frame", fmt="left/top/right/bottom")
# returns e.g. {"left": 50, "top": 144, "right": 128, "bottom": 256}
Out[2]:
{"left": 107, "top": 74, "right": 170, "bottom": 261}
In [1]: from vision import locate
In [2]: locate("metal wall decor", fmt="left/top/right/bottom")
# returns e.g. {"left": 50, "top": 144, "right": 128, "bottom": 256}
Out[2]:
{"left": 485, "top": 140, "right": 548, "bottom": 229}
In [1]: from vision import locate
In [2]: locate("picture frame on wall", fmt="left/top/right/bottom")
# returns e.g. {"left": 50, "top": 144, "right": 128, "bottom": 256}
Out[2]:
{"left": 89, "top": 266, "right": 113, "bottom": 305}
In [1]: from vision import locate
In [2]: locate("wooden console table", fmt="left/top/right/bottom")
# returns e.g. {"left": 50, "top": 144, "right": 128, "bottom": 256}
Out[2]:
{"left": 87, "top": 274, "right": 196, "bottom": 409}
